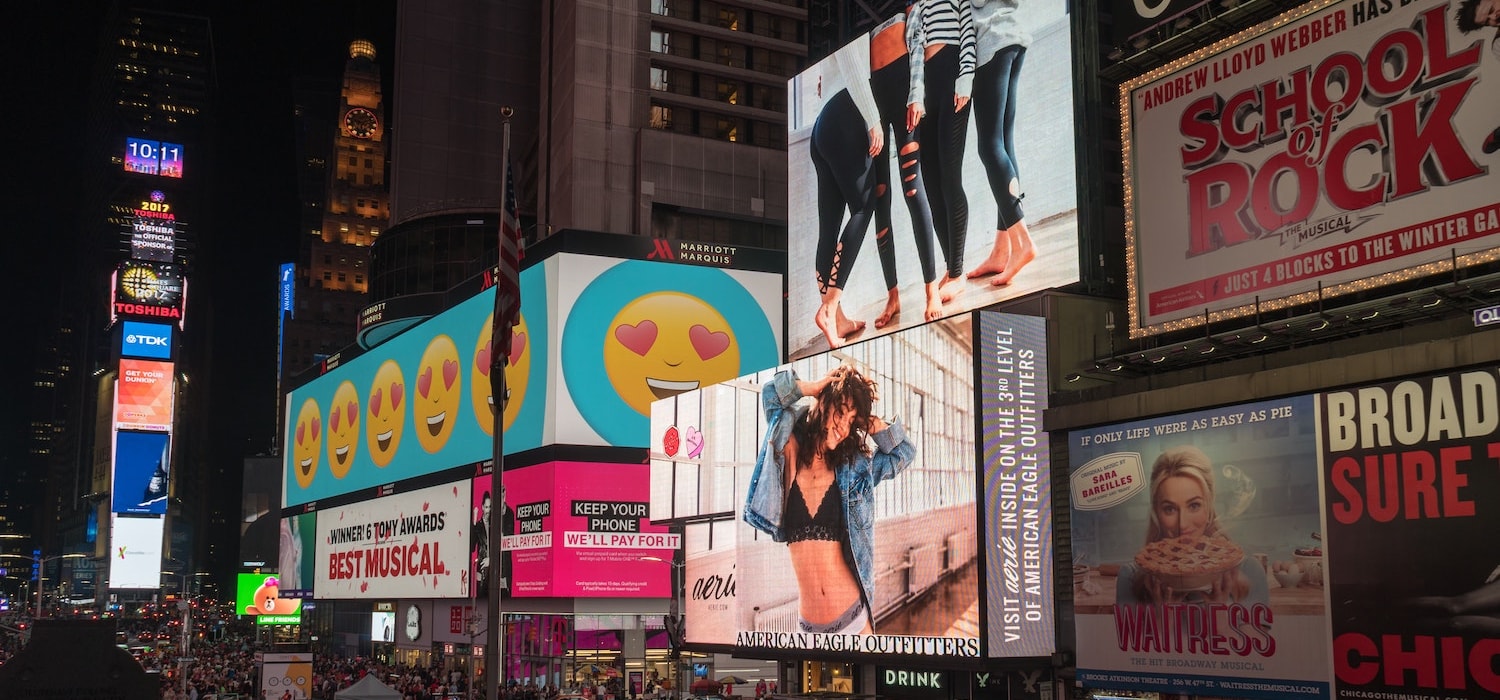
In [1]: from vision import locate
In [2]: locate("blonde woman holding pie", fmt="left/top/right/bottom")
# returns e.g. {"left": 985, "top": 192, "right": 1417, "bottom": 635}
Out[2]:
{"left": 1116, "top": 446, "right": 1267, "bottom": 605}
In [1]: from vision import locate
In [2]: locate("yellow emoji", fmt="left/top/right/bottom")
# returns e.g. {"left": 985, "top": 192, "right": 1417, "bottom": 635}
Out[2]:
{"left": 603, "top": 292, "right": 740, "bottom": 416}
{"left": 326, "top": 380, "right": 360, "bottom": 478}
{"left": 471, "top": 312, "right": 531, "bottom": 436}
{"left": 415, "top": 334, "right": 462, "bottom": 453}
{"left": 366, "top": 359, "right": 407, "bottom": 467}
{"left": 291, "top": 398, "right": 322, "bottom": 489}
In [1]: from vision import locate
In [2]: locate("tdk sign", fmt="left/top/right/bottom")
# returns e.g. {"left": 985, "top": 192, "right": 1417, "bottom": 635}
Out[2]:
{"left": 121, "top": 320, "right": 173, "bottom": 359}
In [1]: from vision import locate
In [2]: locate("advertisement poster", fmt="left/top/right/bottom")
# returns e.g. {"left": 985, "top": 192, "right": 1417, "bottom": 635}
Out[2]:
{"left": 111, "top": 430, "right": 170, "bottom": 515}
{"left": 115, "top": 359, "right": 175, "bottom": 431}
{"left": 120, "top": 320, "right": 173, "bottom": 360}
{"left": 1068, "top": 396, "right": 1328, "bottom": 699}
{"left": 785, "top": 3, "right": 1078, "bottom": 360}
{"left": 649, "top": 317, "right": 979, "bottom": 657}
{"left": 107, "top": 515, "right": 164, "bottom": 590}
{"left": 978, "top": 312, "right": 1054, "bottom": 657}
{"left": 314, "top": 481, "right": 469, "bottom": 599}
{"left": 283, "top": 270, "right": 548, "bottom": 507}
{"left": 1125, "top": 0, "right": 1500, "bottom": 336}
{"left": 277, "top": 512, "right": 317, "bottom": 597}
{"left": 235, "top": 572, "right": 303, "bottom": 625}
{"left": 259, "top": 652, "right": 313, "bottom": 700}
{"left": 1321, "top": 367, "right": 1500, "bottom": 699}
{"left": 470, "top": 471, "right": 513, "bottom": 597}
{"left": 499, "top": 462, "right": 678, "bottom": 598}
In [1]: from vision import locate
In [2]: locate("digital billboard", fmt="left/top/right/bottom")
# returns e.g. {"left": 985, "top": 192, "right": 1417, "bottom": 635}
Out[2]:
{"left": 1123, "top": 0, "right": 1500, "bottom": 337}
{"left": 121, "top": 320, "right": 173, "bottom": 360}
{"left": 235, "top": 572, "right": 303, "bottom": 626}
{"left": 107, "top": 515, "right": 164, "bottom": 590}
{"left": 372, "top": 611, "right": 396, "bottom": 642}
{"left": 111, "top": 430, "right": 170, "bottom": 515}
{"left": 260, "top": 653, "right": 313, "bottom": 700}
{"left": 123, "top": 137, "right": 184, "bottom": 178}
{"left": 1069, "top": 398, "right": 1328, "bottom": 698}
{"left": 283, "top": 251, "right": 782, "bottom": 508}
{"left": 276, "top": 512, "right": 317, "bottom": 598}
{"left": 314, "top": 481, "right": 470, "bottom": 599}
{"left": 977, "top": 312, "right": 1054, "bottom": 657}
{"left": 785, "top": 3, "right": 1078, "bottom": 360}
{"left": 115, "top": 359, "right": 174, "bottom": 431}
{"left": 494, "top": 462, "right": 678, "bottom": 598}
{"left": 113, "top": 260, "right": 185, "bottom": 324}
{"left": 470, "top": 471, "right": 510, "bottom": 597}
{"left": 649, "top": 317, "right": 979, "bottom": 657}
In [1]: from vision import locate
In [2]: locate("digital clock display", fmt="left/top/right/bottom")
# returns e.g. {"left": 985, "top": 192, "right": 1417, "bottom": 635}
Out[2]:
{"left": 124, "top": 137, "right": 185, "bottom": 179}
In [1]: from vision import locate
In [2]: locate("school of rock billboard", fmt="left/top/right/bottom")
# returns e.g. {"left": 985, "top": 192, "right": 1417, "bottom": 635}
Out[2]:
{"left": 1069, "top": 364, "right": 1500, "bottom": 699}
{"left": 648, "top": 316, "right": 985, "bottom": 659}
{"left": 1124, "top": 0, "right": 1500, "bottom": 337}
{"left": 785, "top": 2, "right": 1079, "bottom": 360}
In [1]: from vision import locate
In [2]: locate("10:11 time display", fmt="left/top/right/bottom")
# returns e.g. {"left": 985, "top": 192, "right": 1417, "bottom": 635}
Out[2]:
{"left": 125, "top": 137, "right": 185, "bottom": 179}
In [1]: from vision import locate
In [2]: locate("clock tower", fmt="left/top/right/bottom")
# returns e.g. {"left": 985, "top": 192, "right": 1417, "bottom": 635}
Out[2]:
{"left": 315, "top": 39, "right": 388, "bottom": 293}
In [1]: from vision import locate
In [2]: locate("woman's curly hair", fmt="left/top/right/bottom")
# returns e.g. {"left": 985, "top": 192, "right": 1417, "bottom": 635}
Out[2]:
{"left": 794, "top": 366, "right": 879, "bottom": 469}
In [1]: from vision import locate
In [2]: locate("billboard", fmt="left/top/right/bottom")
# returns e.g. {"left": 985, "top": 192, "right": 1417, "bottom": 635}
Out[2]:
{"left": 1123, "top": 0, "right": 1500, "bottom": 337}
{"left": 977, "top": 312, "right": 1054, "bottom": 657}
{"left": 124, "top": 138, "right": 184, "bottom": 178}
{"left": 276, "top": 512, "right": 318, "bottom": 598}
{"left": 470, "top": 471, "right": 510, "bottom": 596}
{"left": 1321, "top": 368, "right": 1500, "bottom": 699}
{"left": 235, "top": 572, "right": 303, "bottom": 625}
{"left": 113, "top": 260, "right": 185, "bottom": 324}
{"left": 314, "top": 481, "right": 470, "bottom": 599}
{"left": 120, "top": 320, "right": 173, "bottom": 360}
{"left": 115, "top": 359, "right": 175, "bottom": 431}
{"left": 110, "top": 430, "right": 170, "bottom": 515}
{"left": 283, "top": 251, "right": 781, "bottom": 507}
{"left": 259, "top": 652, "right": 313, "bottom": 700}
{"left": 649, "top": 317, "right": 980, "bottom": 658}
{"left": 1068, "top": 397, "right": 1328, "bottom": 698}
{"left": 107, "top": 515, "right": 164, "bottom": 589}
{"left": 494, "top": 462, "right": 678, "bottom": 598}
{"left": 372, "top": 611, "right": 396, "bottom": 642}
{"left": 786, "top": 3, "right": 1078, "bottom": 360}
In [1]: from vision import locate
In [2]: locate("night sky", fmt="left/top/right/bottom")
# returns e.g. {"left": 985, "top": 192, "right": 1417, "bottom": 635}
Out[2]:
{"left": 6, "top": 0, "right": 395, "bottom": 573}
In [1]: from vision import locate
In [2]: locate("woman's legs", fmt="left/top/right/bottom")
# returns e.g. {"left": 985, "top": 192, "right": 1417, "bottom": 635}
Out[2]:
{"left": 871, "top": 58, "right": 942, "bottom": 324}
{"left": 967, "top": 46, "right": 1035, "bottom": 286}
{"left": 811, "top": 90, "right": 877, "bottom": 348}
{"left": 917, "top": 45, "right": 972, "bottom": 303}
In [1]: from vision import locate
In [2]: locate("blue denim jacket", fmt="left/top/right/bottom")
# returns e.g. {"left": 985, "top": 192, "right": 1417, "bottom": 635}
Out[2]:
{"left": 744, "top": 369, "right": 917, "bottom": 619}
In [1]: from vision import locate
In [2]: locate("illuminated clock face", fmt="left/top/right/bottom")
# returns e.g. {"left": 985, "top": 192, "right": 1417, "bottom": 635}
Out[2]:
{"left": 345, "top": 107, "right": 378, "bottom": 139}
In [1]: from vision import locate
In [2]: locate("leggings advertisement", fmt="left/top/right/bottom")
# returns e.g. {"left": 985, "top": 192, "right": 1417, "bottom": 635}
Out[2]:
{"left": 786, "top": 0, "right": 1078, "bottom": 360}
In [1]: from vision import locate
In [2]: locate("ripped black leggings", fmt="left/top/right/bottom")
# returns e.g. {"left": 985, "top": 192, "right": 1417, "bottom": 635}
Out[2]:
{"left": 870, "top": 55, "right": 939, "bottom": 289}
{"left": 812, "top": 89, "right": 877, "bottom": 292}
{"left": 918, "top": 45, "right": 971, "bottom": 280}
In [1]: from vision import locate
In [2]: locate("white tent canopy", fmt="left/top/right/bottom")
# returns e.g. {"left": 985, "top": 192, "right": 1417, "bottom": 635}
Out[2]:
{"left": 334, "top": 675, "right": 402, "bottom": 700}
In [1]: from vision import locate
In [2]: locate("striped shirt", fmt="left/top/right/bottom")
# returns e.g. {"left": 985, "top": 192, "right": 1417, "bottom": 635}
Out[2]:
{"left": 906, "top": 0, "right": 977, "bottom": 104}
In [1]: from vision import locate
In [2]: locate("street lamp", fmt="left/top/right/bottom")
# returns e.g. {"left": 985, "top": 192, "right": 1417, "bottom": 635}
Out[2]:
{"left": 640, "top": 555, "right": 687, "bottom": 700}
{"left": 0, "top": 552, "right": 86, "bottom": 618}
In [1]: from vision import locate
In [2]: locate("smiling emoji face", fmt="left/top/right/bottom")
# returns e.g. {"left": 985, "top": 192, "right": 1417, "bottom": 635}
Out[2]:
{"left": 291, "top": 398, "right": 322, "bottom": 489}
{"left": 416, "top": 334, "right": 462, "bottom": 453}
{"left": 471, "top": 312, "right": 531, "bottom": 436}
{"left": 603, "top": 292, "right": 741, "bottom": 416}
{"left": 325, "top": 380, "right": 360, "bottom": 478}
{"left": 366, "top": 359, "right": 407, "bottom": 467}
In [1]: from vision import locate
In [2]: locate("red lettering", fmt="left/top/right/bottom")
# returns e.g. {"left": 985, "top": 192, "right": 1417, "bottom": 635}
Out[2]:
{"left": 1335, "top": 633, "right": 1500, "bottom": 693}
{"left": 1385, "top": 79, "right": 1483, "bottom": 199}
{"left": 1180, "top": 95, "right": 1225, "bottom": 170}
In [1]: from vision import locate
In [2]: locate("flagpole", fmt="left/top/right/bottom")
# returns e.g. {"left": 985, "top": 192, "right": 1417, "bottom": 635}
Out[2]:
{"left": 486, "top": 105, "right": 516, "bottom": 700}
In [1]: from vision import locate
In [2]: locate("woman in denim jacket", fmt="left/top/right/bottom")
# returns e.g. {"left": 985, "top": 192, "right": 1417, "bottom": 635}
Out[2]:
{"left": 745, "top": 366, "right": 917, "bottom": 634}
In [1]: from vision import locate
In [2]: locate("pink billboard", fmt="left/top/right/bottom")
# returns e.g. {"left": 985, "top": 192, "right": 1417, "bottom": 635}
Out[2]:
{"left": 498, "top": 461, "right": 679, "bottom": 597}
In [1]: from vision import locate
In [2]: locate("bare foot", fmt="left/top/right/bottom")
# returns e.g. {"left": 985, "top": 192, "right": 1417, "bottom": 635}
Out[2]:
{"left": 966, "top": 233, "right": 1010, "bottom": 279}
{"left": 875, "top": 289, "right": 901, "bottom": 329}
{"left": 993, "top": 232, "right": 1036, "bottom": 286}
{"left": 835, "top": 305, "right": 866, "bottom": 338}
{"left": 938, "top": 274, "right": 965, "bottom": 303}
{"left": 814, "top": 302, "right": 846, "bottom": 349}
{"left": 923, "top": 282, "right": 943, "bottom": 321}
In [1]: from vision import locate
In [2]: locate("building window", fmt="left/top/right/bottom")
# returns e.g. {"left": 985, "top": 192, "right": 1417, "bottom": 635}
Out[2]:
{"left": 365, "top": 158, "right": 373, "bottom": 168}
{"left": 348, "top": 156, "right": 357, "bottom": 166}
{"left": 650, "top": 67, "right": 670, "bottom": 91}
{"left": 651, "top": 0, "right": 669, "bottom": 15}
{"left": 650, "top": 30, "right": 670, "bottom": 54}
{"left": 718, "top": 9, "right": 739, "bottom": 30}
{"left": 649, "top": 104, "right": 673, "bottom": 130}
{"left": 717, "top": 81, "right": 739, "bottom": 105}
{"left": 717, "top": 119, "right": 739, "bottom": 142}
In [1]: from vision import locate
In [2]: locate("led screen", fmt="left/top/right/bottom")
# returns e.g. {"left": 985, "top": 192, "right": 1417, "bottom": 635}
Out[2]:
{"left": 235, "top": 572, "right": 303, "bottom": 625}
{"left": 107, "top": 515, "right": 164, "bottom": 589}
{"left": 785, "top": 4, "right": 1078, "bottom": 360}
{"left": 650, "top": 316, "right": 979, "bottom": 658}
{"left": 496, "top": 462, "right": 678, "bottom": 598}
{"left": 260, "top": 653, "right": 313, "bottom": 699}
{"left": 1123, "top": 0, "right": 1500, "bottom": 337}
{"left": 372, "top": 611, "right": 396, "bottom": 641}
{"left": 276, "top": 512, "right": 317, "bottom": 598}
{"left": 111, "top": 430, "right": 170, "bottom": 515}
{"left": 314, "top": 481, "right": 470, "bottom": 599}
{"left": 121, "top": 320, "right": 173, "bottom": 360}
{"left": 123, "top": 137, "right": 184, "bottom": 178}
{"left": 115, "top": 360, "right": 174, "bottom": 431}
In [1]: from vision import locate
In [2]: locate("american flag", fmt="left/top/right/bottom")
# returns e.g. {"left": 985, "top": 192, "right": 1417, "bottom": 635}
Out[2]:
{"left": 493, "top": 156, "right": 522, "bottom": 369}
